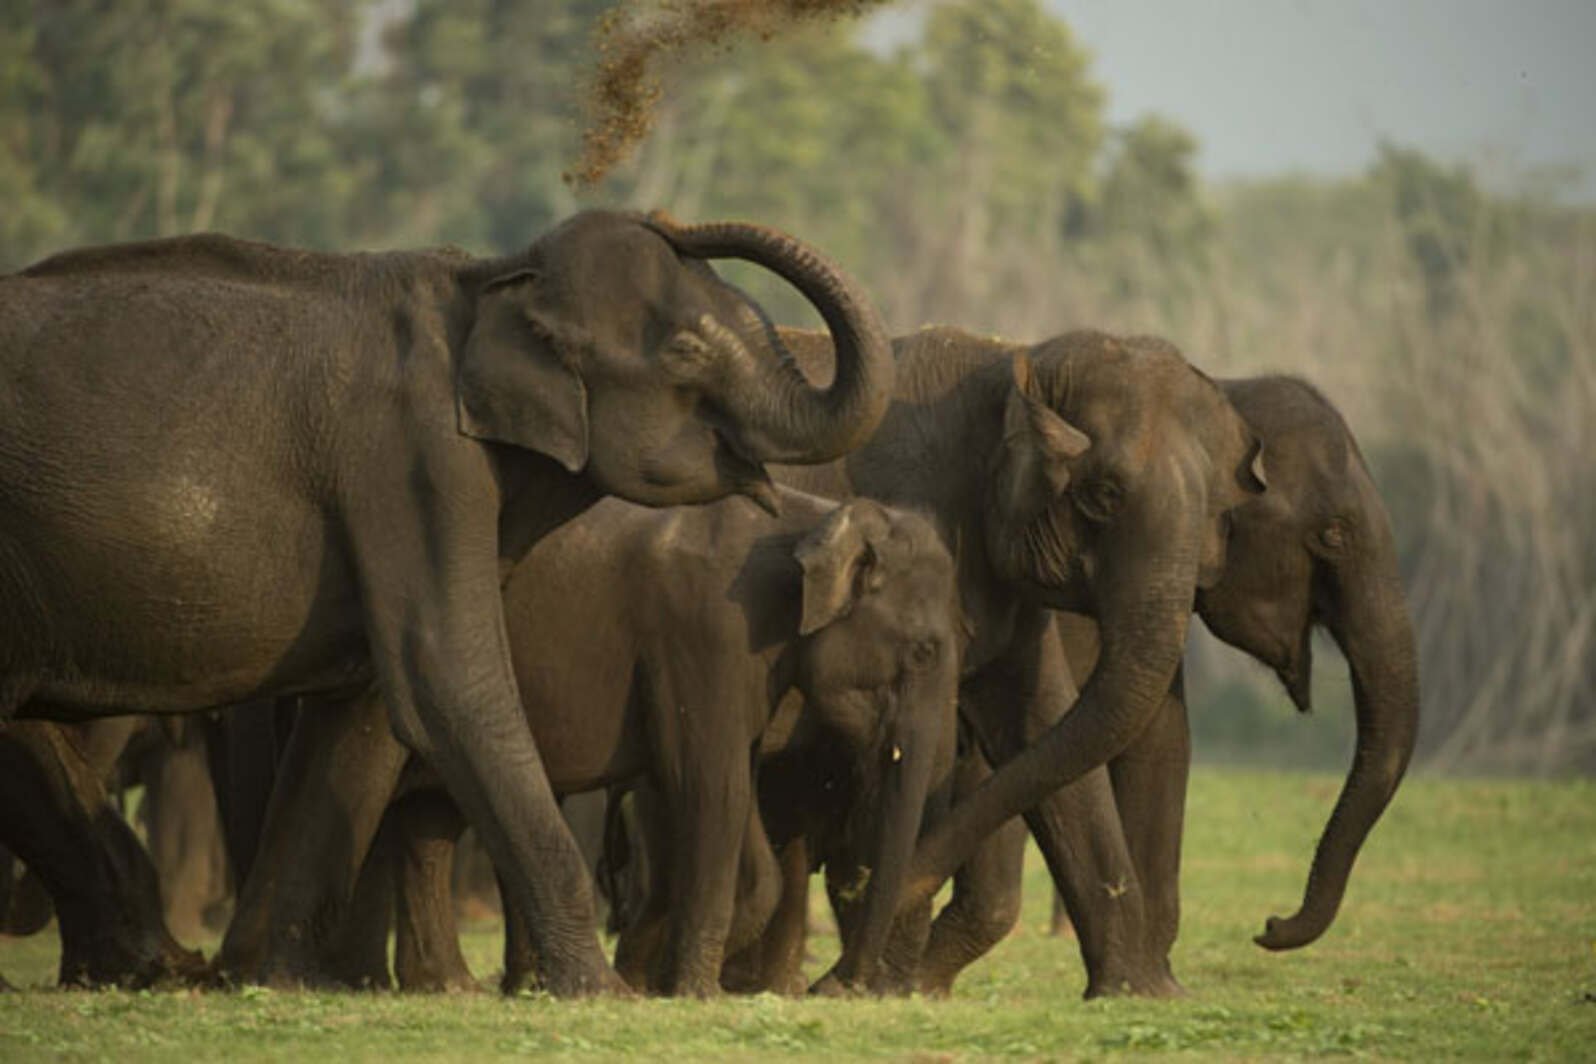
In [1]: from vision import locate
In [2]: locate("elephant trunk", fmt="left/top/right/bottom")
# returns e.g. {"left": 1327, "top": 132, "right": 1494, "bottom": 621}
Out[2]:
{"left": 643, "top": 214, "right": 893, "bottom": 464}
{"left": 905, "top": 573, "right": 1194, "bottom": 903}
{"left": 822, "top": 707, "right": 942, "bottom": 993}
{"left": 1255, "top": 556, "right": 1419, "bottom": 950}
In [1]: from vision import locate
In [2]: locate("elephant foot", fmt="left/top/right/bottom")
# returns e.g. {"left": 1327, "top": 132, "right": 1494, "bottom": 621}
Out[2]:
{"left": 1081, "top": 963, "right": 1186, "bottom": 1000}
{"left": 400, "top": 971, "right": 477, "bottom": 994}
{"left": 807, "top": 970, "right": 854, "bottom": 998}
{"left": 536, "top": 954, "right": 632, "bottom": 998}
{"left": 59, "top": 934, "right": 207, "bottom": 990}
{"left": 500, "top": 966, "right": 538, "bottom": 996}
{"left": 397, "top": 952, "right": 475, "bottom": 994}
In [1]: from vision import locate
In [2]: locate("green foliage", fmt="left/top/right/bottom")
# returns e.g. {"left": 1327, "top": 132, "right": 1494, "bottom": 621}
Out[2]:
{"left": 4, "top": 770, "right": 1593, "bottom": 1059}
{"left": 0, "top": 0, "right": 364, "bottom": 264}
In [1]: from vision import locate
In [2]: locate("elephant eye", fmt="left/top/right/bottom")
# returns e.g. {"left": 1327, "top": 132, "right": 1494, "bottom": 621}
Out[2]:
{"left": 1073, "top": 478, "right": 1123, "bottom": 524}
{"left": 907, "top": 637, "right": 939, "bottom": 670}
{"left": 1316, "top": 520, "right": 1350, "bottom": 555}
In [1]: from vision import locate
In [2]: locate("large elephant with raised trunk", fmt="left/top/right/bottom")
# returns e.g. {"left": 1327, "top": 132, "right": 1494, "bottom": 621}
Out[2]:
{"left": 0, "top": 209, "right": 893, "bottom": 995}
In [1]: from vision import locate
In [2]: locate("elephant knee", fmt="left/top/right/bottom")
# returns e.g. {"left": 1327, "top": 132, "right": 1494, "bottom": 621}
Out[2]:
{"left": 965, "top": 885, "right": 1022, "bottom": 949}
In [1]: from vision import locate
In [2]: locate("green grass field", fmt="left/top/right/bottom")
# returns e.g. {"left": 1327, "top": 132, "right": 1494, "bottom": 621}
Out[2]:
{"left": 3, "top": 768, "right": 1593, "bottom": 1060}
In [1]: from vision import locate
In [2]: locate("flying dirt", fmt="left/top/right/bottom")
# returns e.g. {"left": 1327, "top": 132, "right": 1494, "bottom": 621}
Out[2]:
{"left": 568, "top": 0, "right": 891, "bottom": 187}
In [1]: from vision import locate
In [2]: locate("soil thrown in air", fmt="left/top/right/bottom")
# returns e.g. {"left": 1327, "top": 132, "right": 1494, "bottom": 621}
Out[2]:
{"left": 568, "top": 0, "right": 888, "bottom": 187}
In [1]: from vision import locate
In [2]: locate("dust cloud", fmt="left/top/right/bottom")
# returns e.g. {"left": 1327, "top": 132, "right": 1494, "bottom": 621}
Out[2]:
{"left": 567, "top": 0, "right": 889, "bottom": 187}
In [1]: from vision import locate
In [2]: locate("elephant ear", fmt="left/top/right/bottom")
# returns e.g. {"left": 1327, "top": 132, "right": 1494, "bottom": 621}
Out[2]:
{"left": 795, "top": 501, "right": 890, "bottom": 636}
{"left": 994, "top": 353, "right": 1091, "bottom": 525}
{"left": 457, "top": 269, "right": 589, "bottom": 473}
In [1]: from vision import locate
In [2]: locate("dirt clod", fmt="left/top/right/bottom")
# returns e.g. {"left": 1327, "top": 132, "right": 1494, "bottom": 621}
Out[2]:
{"left": 567, "top": 1, "right": 887, "bottom": 187}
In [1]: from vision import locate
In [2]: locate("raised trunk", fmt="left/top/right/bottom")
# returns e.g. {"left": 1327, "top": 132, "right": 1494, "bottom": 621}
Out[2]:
{"left": 1255, "top": 562, "right": 1419, "bottom": 950}
{"left": 643, "top": 215, "right": 893, "bottom": 464}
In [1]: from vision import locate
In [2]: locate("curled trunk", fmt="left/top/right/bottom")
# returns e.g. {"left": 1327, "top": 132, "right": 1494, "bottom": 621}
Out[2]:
{"left": 1255, "top": 562, "right": 1419, "bottom": 950}
{"left": 644, "top": 214, "right": 893, "bottom": 464}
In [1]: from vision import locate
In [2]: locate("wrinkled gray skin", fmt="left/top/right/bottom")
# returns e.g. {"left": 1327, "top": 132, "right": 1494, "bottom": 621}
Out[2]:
{"left": 220, "top": 489, "right": 960, "bottom": 996}
{"left": 772, "top": 325, "right": 1263, "bottom": 996}
{"left": 0, "top": 209, "right": 893, "bottom": 996}
{"left": 401, "top": 489, "right": 960, "bottom": 996}
{"left": 923, "top": 374, "right": 1420, "bottom": 994}
{"left": 0, "top": 721, "right": 206, "bottom": 988}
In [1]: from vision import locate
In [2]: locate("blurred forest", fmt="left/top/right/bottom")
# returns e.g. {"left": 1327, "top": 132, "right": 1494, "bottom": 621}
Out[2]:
{"left": 2, "top": 0, "right": 1591, "bottom": 775}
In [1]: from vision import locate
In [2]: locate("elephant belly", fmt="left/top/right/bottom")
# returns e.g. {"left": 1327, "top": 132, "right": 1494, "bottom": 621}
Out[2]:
{"left": 0, "top": 478, "right": 368, "bottom": 720}
{"left": 515, "top": 654, "right": 650, "bottom": 795}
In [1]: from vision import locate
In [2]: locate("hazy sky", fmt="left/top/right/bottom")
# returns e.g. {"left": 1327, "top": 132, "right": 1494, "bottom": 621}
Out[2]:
{"left": 1052, "top": 0, "right": 1596, "bottom": 193}
{"left": 876, "top": 0, "right": 1596, "bottom": 196}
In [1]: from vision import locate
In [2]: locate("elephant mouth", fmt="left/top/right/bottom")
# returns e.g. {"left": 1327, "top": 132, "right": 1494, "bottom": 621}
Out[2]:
{"left": 715, "top": 430, "right": 780, "bottom": 516}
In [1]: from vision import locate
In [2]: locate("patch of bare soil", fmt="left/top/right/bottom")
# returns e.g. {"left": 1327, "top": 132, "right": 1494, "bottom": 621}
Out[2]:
{"left": 568, "top": 0, "right": 888, "bottom": 187}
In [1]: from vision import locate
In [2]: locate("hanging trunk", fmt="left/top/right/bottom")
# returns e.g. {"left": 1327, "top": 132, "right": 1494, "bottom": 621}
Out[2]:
{"left": 905, "top": 571, "right": 1195, "bottom": 904}
{"left": 821, "top": 709, "right": 942, "bottom": 992}
{"left": 1255, "top": 560, "right": 1419, "bottom": 950}
{"left": 643, "top": 215, "right": 893, "bottom": 464}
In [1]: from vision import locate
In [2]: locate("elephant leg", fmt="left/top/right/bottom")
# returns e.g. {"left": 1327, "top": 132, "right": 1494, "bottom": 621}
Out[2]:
{"left": 722, "top": 834, "right": 810, "bottom": 995}
{"left": 658, "top": 766, "right": 750, "bottom": 996}
{"left": 139, "top": 724, "right": 230, "bottom": 944}
{"left": 2, "top": 848, "right": 53, "bottom": 937}
{"left": 1107, "top": 673, "right": 1190, "bottom": 995}
{"left": 960, "top": 613, "right": 1162, "bottom": 998}
{"left": 559, "top": 791, "right": 611, "bottom": 930}
{"left": 1050, "top": 889, "right": 1072, "bottom": 936}
{"left": 393, "top": 790, "right": 475, "bottom": 993}
{"left": 611, "top": 785, "right": 672, "bottom": 993}
{"left": 499, "top": 874, "right": 539, "bottom": 994}
{"left": 217, "top": 689, "right": 409, "bottom": 986}
{"left": 1022, "top": 770, "right": 1164, "bottom": 997}
{"left": 203, "top": 699, "right": 293, "bottom": 888}
{"left": 917, "top": 747, "right": 1026, "bottom": 997}
{"left": 724, "top": 806, "right": 781, "bottom": 960}
{"left": 0, "top": 721, "right": 204, "bottom": 988}
{"left": 322, "top": 810, "right": 397, "bottom": 990}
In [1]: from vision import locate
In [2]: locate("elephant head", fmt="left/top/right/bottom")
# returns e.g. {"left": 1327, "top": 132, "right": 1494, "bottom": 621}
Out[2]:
{"left": 1198, "top": 376, "right": 1419, "bottom": 951}
{"left": 456, "top": 210, "right": 893, "bottom": 513}
{"left": 790, "top": 499, "right": 962, "bottom": 992}
{"left": 909, "top": 331, "right": 1265, "bottom": 893}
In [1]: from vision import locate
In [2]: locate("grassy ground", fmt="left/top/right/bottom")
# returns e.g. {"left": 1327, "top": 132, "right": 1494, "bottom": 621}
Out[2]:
{"left": 2, "top": 768, "right": 1593, "bottom": 1060}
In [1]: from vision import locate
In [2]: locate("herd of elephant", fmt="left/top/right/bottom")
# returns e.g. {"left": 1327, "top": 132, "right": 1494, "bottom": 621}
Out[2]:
{"left": 0, "top": 209, "right": 1417, "bottom": 1000}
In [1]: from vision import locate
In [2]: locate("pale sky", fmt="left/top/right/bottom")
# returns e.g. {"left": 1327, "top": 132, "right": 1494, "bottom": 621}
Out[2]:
{"left": 874, "top": 0, "right": 1596, "bottom": 197}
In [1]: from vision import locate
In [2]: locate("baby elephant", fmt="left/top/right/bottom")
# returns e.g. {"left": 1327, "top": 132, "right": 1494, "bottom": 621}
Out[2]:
{"left": 393, "top": 487, "right": 962, "bottom": 996}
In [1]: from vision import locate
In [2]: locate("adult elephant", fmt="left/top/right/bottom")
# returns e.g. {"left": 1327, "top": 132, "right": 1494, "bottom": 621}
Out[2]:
{"left": 0, "top": 209, "right": 893, "bottom": 996}
{"left": 1109, "top": 373, "right": 1419, "bottom": 959}
{"left": 771, "top": 325, "right": 1264, "bottom": 996}
{"left": 903, "top": 373, "right": 1418, "bottom": 995}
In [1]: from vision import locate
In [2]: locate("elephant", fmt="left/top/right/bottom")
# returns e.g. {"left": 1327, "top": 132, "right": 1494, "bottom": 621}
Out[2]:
{"left": 760, "top": 323, "right": 1264, "bottom": 996}
{"left": 0, "top": 721, "right": 206, "bottom": 987}
{"left": 1111, "top": 372, "right": 1418, "bottom": 959}
{"left": 166, "top": 320, "right": 1260, "bottom": 998}
{"left": 864, "top": 372, "right": 1419, "bottom": 995}
{"left": 0, "top": 209, "right": 893, "bottom": 995}
{"left": 345, "top": 487, "right": 963, "bottom": 996}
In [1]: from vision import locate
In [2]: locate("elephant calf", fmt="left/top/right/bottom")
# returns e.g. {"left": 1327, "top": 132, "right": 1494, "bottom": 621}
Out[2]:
{"left": 376, "top": 487, "right": 963, "bottom": 996}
